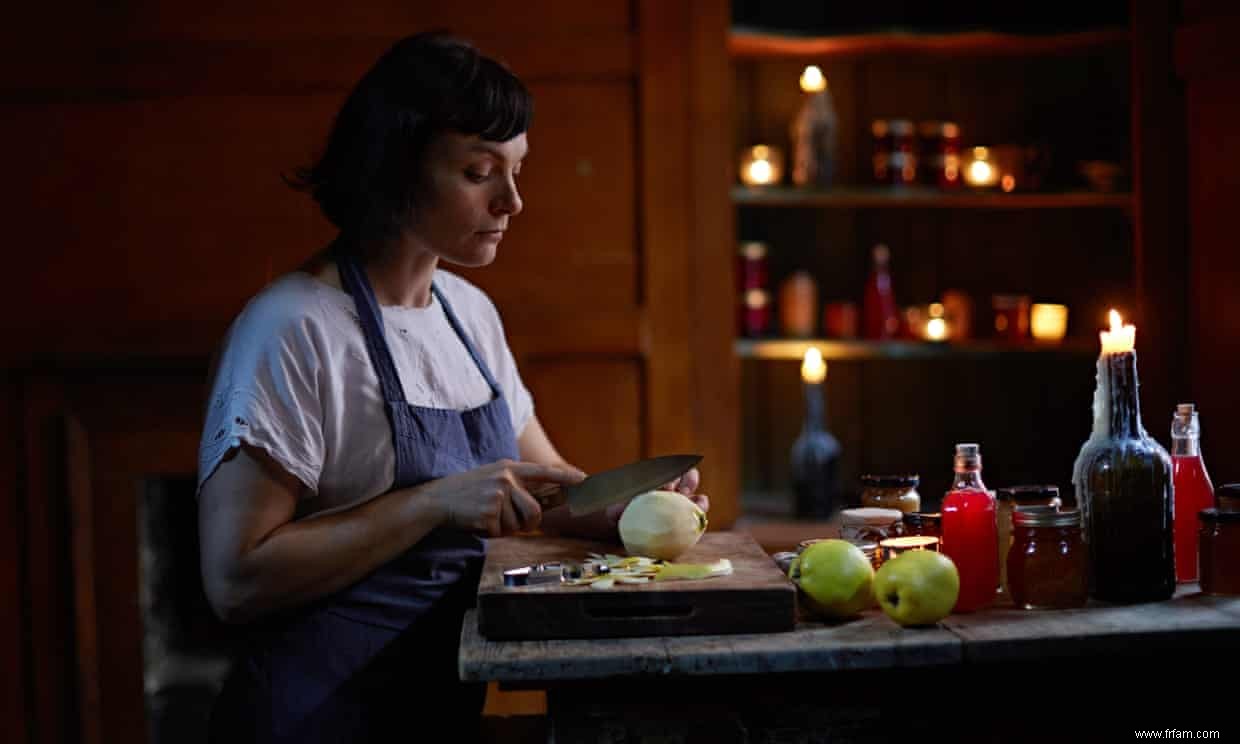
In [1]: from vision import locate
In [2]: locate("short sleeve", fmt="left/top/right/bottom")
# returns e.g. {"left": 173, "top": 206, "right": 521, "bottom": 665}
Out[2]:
{"left": 197, "top": 294, "right": 326, "bottom": 496}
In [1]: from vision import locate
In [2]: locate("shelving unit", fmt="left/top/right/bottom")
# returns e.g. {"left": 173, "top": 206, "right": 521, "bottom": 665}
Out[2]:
{"left": 732, "top": 185, "right": 1132, "bottom": 210}
{"left": 730, "top": 17, "right": 1134, "bottom": 518}
{"left": 729, "top": 27, "right": 1130, "bottom": 59}
{"left": 735, "top": 338, "right": 1097, "bottom": 361}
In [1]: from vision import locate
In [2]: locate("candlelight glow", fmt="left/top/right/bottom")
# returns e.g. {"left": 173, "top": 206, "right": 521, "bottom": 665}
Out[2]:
{"left": 964, "top": 147, "right": 998, "bottom": 188}
{"left": 1031, "top": 303, "right": 1068, "bottom": 343}
{"left": 1100, "top": 309, "right": 1136, "bottom": 354}
{"left": 747, "top": 159, "right": 773, "bottom": 183}
{"left": 739, "top": 145, "right": 783, "bottom": 186}
{"left": 801, "top": 347, "right": 826, "bottom": 384}
{"left": 799, "top": 65, "right": 826, "bottom": 93}
{"left": 925, "top": 317, "right": 948, "bottom": 341}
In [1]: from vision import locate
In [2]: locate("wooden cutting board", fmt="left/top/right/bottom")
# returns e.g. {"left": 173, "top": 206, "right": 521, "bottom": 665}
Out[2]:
{"left": 476, "top": 531, "right": 795, "bottom": 640}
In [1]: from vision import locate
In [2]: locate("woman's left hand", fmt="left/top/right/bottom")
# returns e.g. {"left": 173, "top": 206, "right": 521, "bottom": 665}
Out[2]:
{"left": 604, "top": 467, "right": 709, "bottom": 525}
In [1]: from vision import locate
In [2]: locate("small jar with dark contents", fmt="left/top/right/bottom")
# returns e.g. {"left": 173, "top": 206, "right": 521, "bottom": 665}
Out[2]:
{"left": 901, "top": 511, "right": 942, "bottom": 539}
{"left": 1006, "top": 508, "right": 1088, "bottom": 610}
{"left": 1199, "top": 508, "right": 1240, "bottom": 595}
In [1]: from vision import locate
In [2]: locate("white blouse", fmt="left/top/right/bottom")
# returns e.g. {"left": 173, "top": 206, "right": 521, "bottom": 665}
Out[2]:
{"left": 196, "top": 269, "right": 534, "bottom": 516}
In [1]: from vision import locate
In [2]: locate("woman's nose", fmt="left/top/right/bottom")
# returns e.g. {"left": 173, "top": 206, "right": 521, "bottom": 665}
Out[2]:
{"left": 493, "top": 179, "right": 523, "bottom": 217}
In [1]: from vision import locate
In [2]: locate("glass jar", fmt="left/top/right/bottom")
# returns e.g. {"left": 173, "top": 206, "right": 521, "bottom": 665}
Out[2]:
{"left": 1199, "top": 508, "right": 1240, "bottom": 595}
{"left": 996, "top": 486, "right": 1063, "bottom": 594}
{"left": 838, "top": 507, "right": 904, "bottom": 547}
{"left": 888, "top": 119, "right": 917, "bottom": 186}
{"left": 798, "top": 538, "right": 879, "bottom": 571}
{"left": 1006, "top": 508, "right": 1088, "bottom": 610}
{"left": 860, "top": 474, "right": 921, "bottom": 513}
{"left": 901, "top": 511, "right": 942, "bottom": 538}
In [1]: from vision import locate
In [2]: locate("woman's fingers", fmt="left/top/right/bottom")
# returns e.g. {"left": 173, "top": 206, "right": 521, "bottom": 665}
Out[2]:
{"left": 690, "top": 492, "right": 710, "bottom": 513}
{"left": 511, "top": 461, "right": 587, "bottom": 485}
{"left": 509, "top": 483, "right": 543, "bottom": 533}
{"left": 498, "top": 489, "right": 521, "bottom": 535}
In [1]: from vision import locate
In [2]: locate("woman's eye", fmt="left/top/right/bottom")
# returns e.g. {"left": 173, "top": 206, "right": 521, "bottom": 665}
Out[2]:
{"left": 465, "top": 169, "right": 489, "bottom": 182}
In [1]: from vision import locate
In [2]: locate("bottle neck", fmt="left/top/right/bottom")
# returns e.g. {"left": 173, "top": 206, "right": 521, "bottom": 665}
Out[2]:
{"left": 1171, "top": 435, "right": 1200, "bottom": 457}
{"left": 801, "top": 381, "right": 826, "bottom": 434}
{"left": 1095, "top": 351, "right": 1145, "bottom": 439}
{"left": 951, "top": 468, "right": 986, "bottom": 491}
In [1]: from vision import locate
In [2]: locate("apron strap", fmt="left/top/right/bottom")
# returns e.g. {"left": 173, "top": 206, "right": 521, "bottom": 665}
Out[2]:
{"left": 430, "top": 284, "right": 504, "bottom": 398}
{"left": 336, "top": 255, "right": 409, "bottom": 405}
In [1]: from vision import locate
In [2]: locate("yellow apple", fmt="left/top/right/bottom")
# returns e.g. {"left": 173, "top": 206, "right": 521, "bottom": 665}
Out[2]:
{"left": 794, "top": 539, "right": 875, "bottom": 619}
{"left": 873, "top": 550, "right": 960, "bottom": 627}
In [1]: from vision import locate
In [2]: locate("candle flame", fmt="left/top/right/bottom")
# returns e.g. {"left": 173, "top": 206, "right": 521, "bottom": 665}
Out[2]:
{"left": 799, "top": 65, "right": 826, "bottom": 93}
{"left": 801, "top": 347, "right": 826, "bottom": 384}
{"left": 1100, "top": 308, "right": 1135, "bottom": 354}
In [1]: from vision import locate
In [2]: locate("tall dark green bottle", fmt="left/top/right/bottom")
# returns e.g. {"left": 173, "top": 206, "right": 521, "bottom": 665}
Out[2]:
{"left": 1072, "top": 348, "right": 1174, "bottom": 603}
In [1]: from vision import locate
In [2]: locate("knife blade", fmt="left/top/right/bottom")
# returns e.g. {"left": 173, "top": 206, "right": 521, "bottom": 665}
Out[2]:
{"left": 536, "top": 454, "right": 701, "bottom": 517}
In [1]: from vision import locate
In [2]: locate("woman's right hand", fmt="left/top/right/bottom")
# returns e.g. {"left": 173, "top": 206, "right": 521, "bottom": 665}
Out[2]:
{"left": 426, "top": 459, "right": 585, "bottom": 536}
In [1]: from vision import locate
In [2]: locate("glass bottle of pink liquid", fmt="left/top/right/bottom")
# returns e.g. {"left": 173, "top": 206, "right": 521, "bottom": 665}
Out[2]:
{"left": 941, "top": 443, "right": 997, "bottom": 612}
{"left": 1172, "top": 403, "right": 1214, "bottom": 582}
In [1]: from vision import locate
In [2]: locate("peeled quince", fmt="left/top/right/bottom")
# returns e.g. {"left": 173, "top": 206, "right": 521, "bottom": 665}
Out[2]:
{"left": 619, "top": 490, "right": 707, "bottom": 560}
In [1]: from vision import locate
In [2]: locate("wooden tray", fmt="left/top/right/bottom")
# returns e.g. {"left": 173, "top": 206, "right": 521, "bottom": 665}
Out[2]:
{"left": 476, "top": 531, "right": 796, "bottom": 640}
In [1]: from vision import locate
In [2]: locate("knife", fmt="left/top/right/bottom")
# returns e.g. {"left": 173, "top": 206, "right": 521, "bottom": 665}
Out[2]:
{"left": 530, "top": 454, "right": 702, "bottom": 517}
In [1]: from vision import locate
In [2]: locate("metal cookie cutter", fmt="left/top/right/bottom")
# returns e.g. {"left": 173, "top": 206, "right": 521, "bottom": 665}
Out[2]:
{"left": 502, "top": 561, "right": 607, "bottom": 587}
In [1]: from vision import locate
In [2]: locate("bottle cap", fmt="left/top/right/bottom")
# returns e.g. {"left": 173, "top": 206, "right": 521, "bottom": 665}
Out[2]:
{"left": 955, "top": 443, "right": 980, "bottom": 457}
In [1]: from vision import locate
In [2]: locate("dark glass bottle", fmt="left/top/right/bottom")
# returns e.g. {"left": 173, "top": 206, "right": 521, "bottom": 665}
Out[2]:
{"left": 790, "top": 374, "right": 841, "bottom": 519}
{"left": 1072, "top": 349, "right": 1174, "bottom": 603}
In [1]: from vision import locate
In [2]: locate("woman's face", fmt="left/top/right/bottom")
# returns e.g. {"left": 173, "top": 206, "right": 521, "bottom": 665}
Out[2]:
{"left": 408, "top": 130, "right": 527, "bottom": 267}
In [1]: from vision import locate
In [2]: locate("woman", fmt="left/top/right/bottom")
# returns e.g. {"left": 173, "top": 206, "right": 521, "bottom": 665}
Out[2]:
{"left": 196, "top": 32, "right": 707, "bottom": 743}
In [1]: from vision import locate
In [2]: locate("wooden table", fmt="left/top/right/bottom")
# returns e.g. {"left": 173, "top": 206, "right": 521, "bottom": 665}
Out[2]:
{"left": 462, "top": 585, "right": 1240, "bottom": 742}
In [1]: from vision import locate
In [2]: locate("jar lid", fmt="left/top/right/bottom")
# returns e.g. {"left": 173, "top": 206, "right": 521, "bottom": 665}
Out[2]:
{"left": 902, "top": 511, "right": 942, "bottom": 526}
{"left": 860, "top": 474, "right": 920, "bottom": 488}
{"left": 996, "top": 485, "right": 1061, "bottom": 503}
{"left": 1013, "top": 508, "right": 1080, "bottom": 527}
{"left": 1200, "top": 508, "right": 1240, "bottom": 523}
{"left": 839, "top": 507, "right": 904, "bottom": 526}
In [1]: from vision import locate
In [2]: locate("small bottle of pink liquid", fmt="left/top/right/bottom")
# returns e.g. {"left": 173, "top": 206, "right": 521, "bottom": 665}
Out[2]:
{"left": 1172, "top": 403, "right": 1214, "bottom": 583}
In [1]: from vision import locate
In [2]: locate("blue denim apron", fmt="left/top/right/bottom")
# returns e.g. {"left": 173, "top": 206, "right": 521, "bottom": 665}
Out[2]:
{"left": 210, "top": 256, "right": 518, "bottom": 743}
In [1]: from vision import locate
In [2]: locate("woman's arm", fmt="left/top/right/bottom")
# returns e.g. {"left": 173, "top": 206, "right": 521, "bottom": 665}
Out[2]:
{"left": 199, "top": 444, "right": 577, "bottom": 624}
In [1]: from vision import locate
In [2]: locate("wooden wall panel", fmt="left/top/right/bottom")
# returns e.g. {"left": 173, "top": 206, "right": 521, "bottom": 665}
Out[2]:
{"left": 1177, "top": 8, "right": 1240, "bottom": 485}
{"left": 521, "top": 358, "right": 643, "bottom": 476}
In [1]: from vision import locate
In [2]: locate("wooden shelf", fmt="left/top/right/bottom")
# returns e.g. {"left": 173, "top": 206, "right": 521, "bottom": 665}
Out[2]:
{"left": 729, "top": 27, "right": 1130, "bottom": 59}
{"left": 732, "top": 186, "right": 1132, "bottom": 210}
{"left": 735, "top": 338, "right": 1098, "bottom": 361}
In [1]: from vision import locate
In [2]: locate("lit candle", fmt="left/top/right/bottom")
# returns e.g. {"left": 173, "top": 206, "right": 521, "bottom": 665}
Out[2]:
{"left": 964, "top": 146, "right": 999, "bottom": 189}
{"left": 801, "top": 347, "right": 826, "bottom": 384}
{"left": 799, "top": 65, "right": 826, "bottom": 93}
{"left": 739, "top": 145, "right": 784, "bottom": 186}
{"left": 1100, "top": 309, "right": 1135, "bottom": 354}
{"left": 1030, "top": 303, "right": 1069, "bottom": 343}
{"left": 879, "top": 535, "right": 941, "bottom": 563}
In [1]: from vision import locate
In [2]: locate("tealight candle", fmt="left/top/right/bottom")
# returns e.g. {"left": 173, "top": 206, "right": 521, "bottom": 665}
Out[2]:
{"left": 1030, "top": 303, "right": 1069, "bottom": 343}
{"left": 879, "top": 535, "right": 941, "bottom": 562}
{"left": 739, "top": 145, "right": 784, "bottom": 186}
{"left": 964, "top": 146, "right": 999, "bottom": 189}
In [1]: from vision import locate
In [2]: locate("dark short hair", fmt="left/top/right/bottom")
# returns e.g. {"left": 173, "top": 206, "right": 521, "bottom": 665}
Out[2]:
{"left": 290, "top": 32, "right": 532, "bottom": 243}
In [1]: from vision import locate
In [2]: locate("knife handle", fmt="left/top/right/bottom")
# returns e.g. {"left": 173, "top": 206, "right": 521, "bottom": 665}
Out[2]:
{"left": 529, "top": 483, "right": 565, "bottom": 510}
